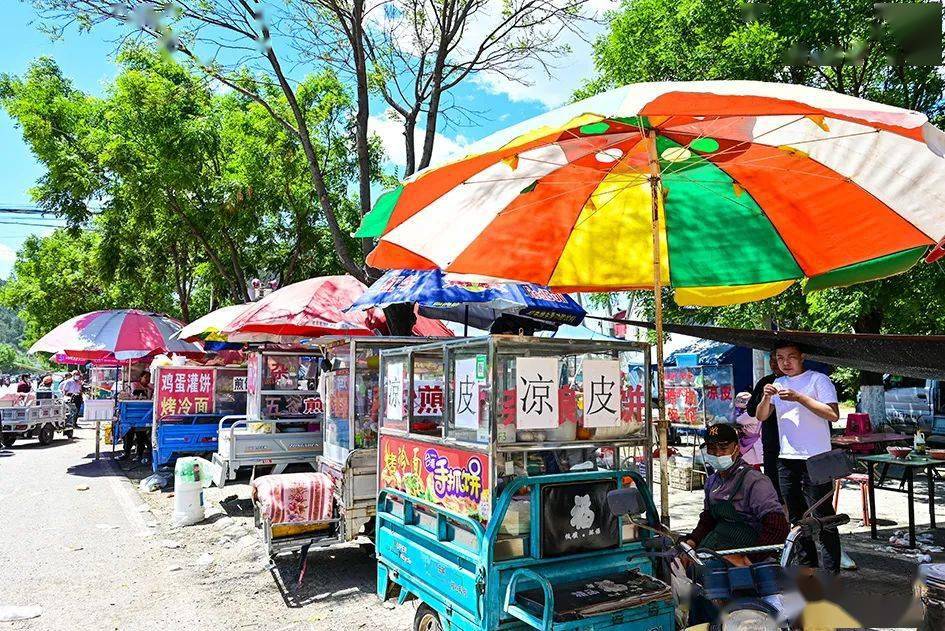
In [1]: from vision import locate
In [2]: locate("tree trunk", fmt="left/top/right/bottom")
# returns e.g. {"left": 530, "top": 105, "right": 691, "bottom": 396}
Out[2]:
{"left": 351, "top": 0, "right": 375, "bottom": 261}
{"left": 854, "top": 308, "right": 885, "bottom": 428}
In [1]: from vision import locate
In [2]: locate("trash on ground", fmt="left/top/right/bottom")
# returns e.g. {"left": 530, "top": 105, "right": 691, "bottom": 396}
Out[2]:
{"left": 194, "top": 552, "right": 214, "bottom": 567}
{"left": 140, "top": 472, "right": 171, "bottom": 492}
{"left": 0, "top": 605, "right": 43, "bottom": 622}
{"left": 160, "top": 539, "right": 181, "bottom": 549}
{"left": 75, "top": 484, "right": 89, "bottom": 491}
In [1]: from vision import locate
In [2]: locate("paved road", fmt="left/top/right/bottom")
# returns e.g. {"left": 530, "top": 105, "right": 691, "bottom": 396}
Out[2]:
{"left": 1, "top": 424, "right": 932, "bottom": 629}
{"left": 0, "top": 426, "right": 413, "bottom": 630}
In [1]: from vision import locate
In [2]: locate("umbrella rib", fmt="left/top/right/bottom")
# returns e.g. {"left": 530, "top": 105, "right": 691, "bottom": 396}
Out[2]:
{"left": 660, "top": 124, "right": 882, "bottom": 178}
{"left": 659, "top": 115, "right": 809, "bottom": 176}
{"left": 465, "top": 132, "right": 646, "bottom": 185}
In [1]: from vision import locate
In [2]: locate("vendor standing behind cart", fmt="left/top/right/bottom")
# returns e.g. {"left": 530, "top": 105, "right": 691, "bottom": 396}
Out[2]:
{"left": 754, "top": 342, "right": 841, "bottom": 574}
{"left": 130, "top": 372, "right": 154, "bottom": 400}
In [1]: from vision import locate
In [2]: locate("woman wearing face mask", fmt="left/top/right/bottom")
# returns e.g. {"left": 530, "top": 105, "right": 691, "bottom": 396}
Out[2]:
{"left": 683, "top": 423, "right": 788, "bottom": 562}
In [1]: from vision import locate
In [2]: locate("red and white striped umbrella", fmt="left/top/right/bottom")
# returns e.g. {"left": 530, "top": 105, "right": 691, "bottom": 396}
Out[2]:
{"left": 222, "top": 275, "right": 453, "bottom": 341}
{"left": 29, "top": 309, "right": 202, "bottom": 361}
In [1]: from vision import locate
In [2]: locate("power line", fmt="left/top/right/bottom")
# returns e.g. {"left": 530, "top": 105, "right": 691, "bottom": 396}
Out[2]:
{"left": 0, "top": 206, "right": 103, "bottom": 216}
{"left": 0, "top": 220, "right": 70, "bottom": 229}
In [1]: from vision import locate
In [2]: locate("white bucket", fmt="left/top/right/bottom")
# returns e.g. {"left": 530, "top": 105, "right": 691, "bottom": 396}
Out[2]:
{"left": 173, "top": 457, "right": 206, "bottom": 526}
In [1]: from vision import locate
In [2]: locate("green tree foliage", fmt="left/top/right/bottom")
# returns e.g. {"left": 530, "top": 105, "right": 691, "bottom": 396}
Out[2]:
{"left": 586, "top": 0, "right": 945, "bottom": 364}
{"left": 1, "top": 48, "right": 366, "bottom": 337}
{"left": 0, "top": 344, "right": 17, "bottom": 373}
{"left": 0, "top": 229, "right": 172, "bottom": 346}
{"left": 0, "top": 281, "right": 25, "bottom": 347}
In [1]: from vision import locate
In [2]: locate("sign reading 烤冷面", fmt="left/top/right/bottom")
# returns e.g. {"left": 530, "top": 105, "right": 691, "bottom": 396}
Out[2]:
{"left": 379, "top": 435, "right": 490, "bottom": 520}
{"left": 155, "top": 367, "right": 216, "bottom": 419}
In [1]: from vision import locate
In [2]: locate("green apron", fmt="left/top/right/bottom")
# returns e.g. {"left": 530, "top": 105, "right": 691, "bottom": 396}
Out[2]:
{"left": 699, "top": 467, "right": 759, "bottom": 551}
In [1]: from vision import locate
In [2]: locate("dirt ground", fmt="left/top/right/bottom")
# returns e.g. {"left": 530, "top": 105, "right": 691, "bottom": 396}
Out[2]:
{"left": 0, "top": 426, "right": 413, "bottom": 631}
{"left": 0, "top": 423, "right": 939, "bottom": 629}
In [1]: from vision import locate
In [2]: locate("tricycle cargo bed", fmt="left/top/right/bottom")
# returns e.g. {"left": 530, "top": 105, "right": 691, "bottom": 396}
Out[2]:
{"left": 376, "top": 471, "right": 671, "bottom": 631}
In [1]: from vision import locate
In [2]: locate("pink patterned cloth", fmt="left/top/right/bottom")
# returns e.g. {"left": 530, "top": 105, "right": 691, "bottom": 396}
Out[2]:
{"left": 251, "top": 472, "right": 334, "bottom": 524}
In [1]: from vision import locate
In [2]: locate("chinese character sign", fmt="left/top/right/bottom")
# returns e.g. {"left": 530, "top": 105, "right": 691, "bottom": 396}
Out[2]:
{"left": 582, "top": 360, "right": 621, "bottom": 428}
{"left": 379, "top": 435, "right": 491, "bottom": 520}
{"left": 454, "top": 357, "right": 480, "bottom": 430}
{"left": 516, "top": 357, "right": 559, "bottom": 429}
{"left": 413, "top": 379, "right": 445, "bottom": 417}
{"left": 385, "top": 362, "right": 404, "bottom": 421}
{"left": 155, "top": 367, "right": 215, "bottom": 419}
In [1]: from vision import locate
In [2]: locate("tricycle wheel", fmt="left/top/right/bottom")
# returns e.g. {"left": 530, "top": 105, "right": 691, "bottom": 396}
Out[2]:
{"left": 413, "top": 604, "right": 443, "bottom": 631}
{"left": 1, "top": 433, "right": 15, "bottom": 448}
{"left": 38, "top": 423, "right": 55, "bottom": 445}
{"left": 64, "top": 429, "right": 74, "bottom": 439}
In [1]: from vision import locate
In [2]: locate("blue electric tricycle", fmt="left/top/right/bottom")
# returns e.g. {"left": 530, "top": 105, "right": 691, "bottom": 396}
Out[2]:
{"left": 375, "top": 336, "right": 672, "bottom": 631}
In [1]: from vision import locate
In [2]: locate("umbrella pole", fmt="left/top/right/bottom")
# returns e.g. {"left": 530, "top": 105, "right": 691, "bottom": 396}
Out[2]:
{"left": 464, "top": 305, "right": 469, "bottom": 337}
{"left": 647, "top": 129, "right": 670, "bottom": 524}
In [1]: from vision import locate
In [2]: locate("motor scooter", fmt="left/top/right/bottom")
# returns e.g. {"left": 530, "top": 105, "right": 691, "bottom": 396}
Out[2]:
{"left": 607, "top": 449, "right": 862, "bottom": 630}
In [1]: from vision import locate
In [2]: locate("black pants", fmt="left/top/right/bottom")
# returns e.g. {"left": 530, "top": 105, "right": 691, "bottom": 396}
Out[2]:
{"left": 778, "top": 458, "right": 841, "bottom": 574}
{"left": 123, "top": 430, "right": 150, "bottom": 459}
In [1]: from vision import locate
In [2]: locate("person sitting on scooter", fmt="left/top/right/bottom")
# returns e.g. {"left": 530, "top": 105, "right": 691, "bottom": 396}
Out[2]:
{"left": 683, "top": 423, "right": 789, "bottom": 563}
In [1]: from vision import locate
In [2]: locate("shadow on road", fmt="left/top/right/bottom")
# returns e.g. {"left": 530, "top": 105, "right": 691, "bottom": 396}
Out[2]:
{"left": 270, "top": 544, "right": 378, "bottom": 609}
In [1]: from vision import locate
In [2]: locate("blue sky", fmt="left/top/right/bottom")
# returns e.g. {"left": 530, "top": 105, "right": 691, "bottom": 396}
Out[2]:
{"left": 0, "top": 0, "right": 614, "bottom": 279}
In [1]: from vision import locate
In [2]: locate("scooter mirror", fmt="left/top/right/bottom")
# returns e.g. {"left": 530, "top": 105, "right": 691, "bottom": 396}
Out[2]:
{"left": 806, "top": 448, "right": 854, "bottom": 486}
{"left": 606, "top": 487, "right": 646, "bottom": 517}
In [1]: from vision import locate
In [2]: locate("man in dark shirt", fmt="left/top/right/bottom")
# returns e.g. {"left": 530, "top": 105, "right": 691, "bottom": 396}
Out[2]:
{"left": 747, "top": 354, "right": 782, "bottom": 501}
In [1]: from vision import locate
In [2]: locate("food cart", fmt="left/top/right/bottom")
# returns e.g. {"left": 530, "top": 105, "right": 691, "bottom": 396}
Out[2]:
{"left": 374, "top": 335, "right": 674, "bottom": 631}
{"left": 251, "top": 337, "right": 443, "bottom": 559}
{"left": 213, "top": 350, "right": 324, "bottom": 484}
{"left": 151, "top": 364, "right": 248, "bottom": 470}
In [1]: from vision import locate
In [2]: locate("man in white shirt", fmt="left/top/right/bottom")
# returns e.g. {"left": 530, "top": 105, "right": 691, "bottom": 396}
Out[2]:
{"left": 755, "top": 342, "right": 841, "bottom": 574}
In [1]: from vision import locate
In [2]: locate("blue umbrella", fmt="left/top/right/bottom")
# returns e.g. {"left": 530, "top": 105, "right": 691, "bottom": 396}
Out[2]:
{"left": 348, "top": 269, "right": 585, "bottom": 333}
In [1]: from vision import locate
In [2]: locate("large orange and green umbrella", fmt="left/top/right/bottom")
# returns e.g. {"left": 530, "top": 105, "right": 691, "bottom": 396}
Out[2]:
{"left": 359, "top": 80, "right": 945, "bottom": 303}
{"left": 357, "top": 80, "right": 945, "bottom": 518}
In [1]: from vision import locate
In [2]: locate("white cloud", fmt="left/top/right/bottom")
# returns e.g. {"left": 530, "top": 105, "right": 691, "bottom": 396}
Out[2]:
{"left": 0, "top": 244, "right": 16, "bottom": 264}
{"left": 369, "top": 0, "right": 618, "bottom": 111}
{"left": 369, "top": 112, "right": 468, "bottom": 168}
{"left": 470, "top": 0, "right": 617, "bottom": 109}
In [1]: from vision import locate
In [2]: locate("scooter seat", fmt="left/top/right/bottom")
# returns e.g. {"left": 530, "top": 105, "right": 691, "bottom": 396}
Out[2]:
{"left": 516, "top": 570, "right": 671, "bottom": 622}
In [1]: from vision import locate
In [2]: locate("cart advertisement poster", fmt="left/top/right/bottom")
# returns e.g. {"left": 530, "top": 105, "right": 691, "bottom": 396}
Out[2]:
{"left": 664, "top": 365, "right": 734, "bottom": 425}
{"left": 379, "top": 435, "right": 491, "bottom": 520}
{"left": 155, "top": 367, "right": 215, "bottom": 419}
